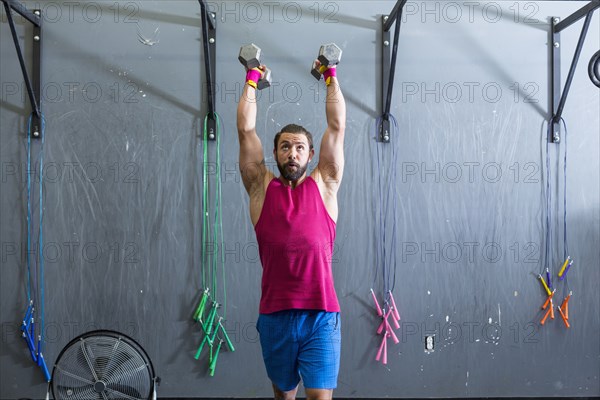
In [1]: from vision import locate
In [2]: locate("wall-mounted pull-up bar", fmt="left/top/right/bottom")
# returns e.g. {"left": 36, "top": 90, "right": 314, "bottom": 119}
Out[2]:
{"left": 1, "top": 0, "right": 42, "bottom": 138}
{"left": 379, "top": 0, "right": 407, "bottom": 143}
{"left": 377, "top": 0, "right": 599, "bottom": 145}
{"left": 198, "top": 0, "right": 217, "bottom": 140}
{"left": 550, "top": 1, "right": 599, "bottom": 143}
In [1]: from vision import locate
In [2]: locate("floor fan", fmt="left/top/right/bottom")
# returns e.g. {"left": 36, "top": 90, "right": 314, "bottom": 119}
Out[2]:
{"left": 51, "top": 330, "right": 158, "bottom": 400}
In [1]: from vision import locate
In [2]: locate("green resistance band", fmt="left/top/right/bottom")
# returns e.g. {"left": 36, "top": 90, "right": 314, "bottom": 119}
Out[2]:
{"left": 193, "top": 113, "right": 233, "bottom": 375}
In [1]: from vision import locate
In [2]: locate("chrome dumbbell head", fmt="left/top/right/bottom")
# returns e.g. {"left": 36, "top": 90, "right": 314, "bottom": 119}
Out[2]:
{"left": 238, "top": 43, "right": 261, "bottom": 70}
{"left": 317, "top": 43, "right": 342, "bottom": 67}
{"left": 257, "top": 68, "right": 272, "bottom": 90}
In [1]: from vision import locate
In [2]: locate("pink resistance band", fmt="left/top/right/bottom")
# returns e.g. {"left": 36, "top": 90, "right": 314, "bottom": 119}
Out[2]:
{"left": 246, "top": 68, "right": 262, "bottom": 88}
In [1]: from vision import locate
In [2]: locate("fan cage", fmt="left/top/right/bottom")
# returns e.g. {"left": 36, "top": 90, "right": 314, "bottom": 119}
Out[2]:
{"left": 51, "top": 330, "right": 156, "bottom": 400}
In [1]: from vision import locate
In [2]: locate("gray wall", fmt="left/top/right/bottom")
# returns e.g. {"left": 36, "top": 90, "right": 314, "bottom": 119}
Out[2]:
{"left": 1, "top": 1, "right": 599, "bottom": 398}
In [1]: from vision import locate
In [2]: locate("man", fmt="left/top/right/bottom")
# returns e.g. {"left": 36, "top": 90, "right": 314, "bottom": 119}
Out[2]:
{"left": 237, "top": 56, "right": 346, "bottom": 400}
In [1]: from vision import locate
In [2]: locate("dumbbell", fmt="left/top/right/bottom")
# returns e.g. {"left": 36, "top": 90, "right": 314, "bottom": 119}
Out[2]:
{"left": 311, "top": 43, "right": 342, "bottom": 80}
{"left": 239, "top": 43, "right": 272, "bottom": 90}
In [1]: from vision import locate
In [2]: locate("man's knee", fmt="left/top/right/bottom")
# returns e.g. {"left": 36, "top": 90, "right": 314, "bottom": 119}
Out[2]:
{"left": 305, "top": 388, "right": 333, "bottom": 400}
{"left": 272, "top": 383, "right": 298, "bottom": 400}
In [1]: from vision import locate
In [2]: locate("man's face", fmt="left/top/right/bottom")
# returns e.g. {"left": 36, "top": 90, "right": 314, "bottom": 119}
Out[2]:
{"left": 274, "top": 132, "right": 313, "bottom": 182}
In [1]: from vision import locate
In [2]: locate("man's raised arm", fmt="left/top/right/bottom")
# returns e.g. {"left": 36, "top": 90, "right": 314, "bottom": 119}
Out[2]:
{"left": 237, "top": 68, "right": 268, "bottom": 194}
{"left": 318, "top": 66, "right": 347, "bottom": 187}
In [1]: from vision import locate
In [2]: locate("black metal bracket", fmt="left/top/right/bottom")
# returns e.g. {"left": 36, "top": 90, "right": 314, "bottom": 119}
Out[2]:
{"left": 2, "top": 0, "right": 42, "bottom": 138}
{"left": 198, "top": 0, "right": 217, "bottom": 141}
{"left": 549, "top": 1, "right": 599, "bottom": 143}
{"left": 379, "top": 0, "right": 407, "bottom": 143}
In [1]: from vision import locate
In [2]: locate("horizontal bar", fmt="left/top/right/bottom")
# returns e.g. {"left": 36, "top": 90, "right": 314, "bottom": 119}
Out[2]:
{"left": 2, "top": 0, "right": 41, "bottom": 26}
{"left": 383, "top": 0, "right": 407, "bottom": 32}
{"left": 555, "top": 1, "right": 599, "bottom": 33}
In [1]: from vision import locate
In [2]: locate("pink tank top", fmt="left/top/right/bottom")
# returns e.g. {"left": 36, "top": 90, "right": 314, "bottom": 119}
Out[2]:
{"left": 254, "top": 177, "right": 340, "bottom": 314}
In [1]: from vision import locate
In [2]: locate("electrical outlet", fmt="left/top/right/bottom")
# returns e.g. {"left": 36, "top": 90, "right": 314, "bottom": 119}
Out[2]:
{"left": 425, "top": 335, "right": 435, "bottom": 352}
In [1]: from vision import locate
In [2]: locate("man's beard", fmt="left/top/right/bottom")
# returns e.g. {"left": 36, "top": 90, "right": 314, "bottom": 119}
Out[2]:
{"left": 277, "top": 160, "right": 308, "bottom": 182}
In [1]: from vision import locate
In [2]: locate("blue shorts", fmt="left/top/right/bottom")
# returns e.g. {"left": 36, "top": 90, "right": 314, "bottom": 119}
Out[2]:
{"left": 256, "top": 310, "right": 341, "bottom": 391}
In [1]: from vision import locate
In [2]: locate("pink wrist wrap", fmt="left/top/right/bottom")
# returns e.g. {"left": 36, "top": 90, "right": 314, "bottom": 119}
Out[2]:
{"left": 323, "top": 66, "right": 337, "bottom": 86}
{"left": 246, "top": 69, "right": 261, "bottom": 88}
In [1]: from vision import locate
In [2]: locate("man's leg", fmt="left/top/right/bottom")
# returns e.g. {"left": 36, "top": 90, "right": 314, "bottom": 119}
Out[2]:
{"left": 297, "top": 312, "right": 341, "bottom": 398}
{"left": 257, "top": 312, "right": 302, "bottom": 399}
{"left": 272, "top": 383, "right": 299, "bottom": 400}
{"left": 305, "top": 388, "right": 333, "bottom": 400}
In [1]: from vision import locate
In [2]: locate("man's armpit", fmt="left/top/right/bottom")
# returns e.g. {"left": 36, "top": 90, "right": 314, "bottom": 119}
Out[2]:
{"left": 241, "top": 159, "right": 266, "bottom": 182}
{"left": 318, "top": 161, "right": 341, "bottom": 183}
